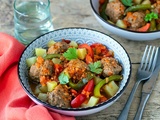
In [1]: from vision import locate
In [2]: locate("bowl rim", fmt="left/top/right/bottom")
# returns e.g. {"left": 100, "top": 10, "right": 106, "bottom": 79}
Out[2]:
{"left": 89, "top": 0, "right": 160, "bottom": 34}
{"left": 18, "top": 27, "right": 132, "bottom": 111}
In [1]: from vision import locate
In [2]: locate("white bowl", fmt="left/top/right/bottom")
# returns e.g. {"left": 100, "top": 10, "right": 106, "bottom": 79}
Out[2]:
{"left": 18, "top": 28, "right": 131, "bottom": 116}
{"left": 90, "top": 0, "right": 160, "bottom": 41}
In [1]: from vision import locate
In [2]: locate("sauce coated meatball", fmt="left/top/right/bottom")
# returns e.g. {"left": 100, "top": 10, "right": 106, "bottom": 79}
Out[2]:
{"left": 101, "top": 57, "right": 122, "bottom": 77}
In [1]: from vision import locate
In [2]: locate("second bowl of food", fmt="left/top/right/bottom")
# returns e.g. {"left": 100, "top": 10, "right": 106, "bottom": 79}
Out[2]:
{"left": 18, "top": 28, "right": 131, "bottom": 116}
{"left": 90, "top": 0, "right": 160, "bottom": 41}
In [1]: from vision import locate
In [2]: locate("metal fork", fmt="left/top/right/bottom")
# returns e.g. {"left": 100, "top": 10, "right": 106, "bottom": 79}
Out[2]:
{"left": 118, "top": 45, "right": 158, "bottom": 120}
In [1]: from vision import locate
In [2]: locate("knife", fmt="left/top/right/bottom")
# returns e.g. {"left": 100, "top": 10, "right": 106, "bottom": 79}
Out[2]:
{"left": 134, "top": 47, "right": 160, "bottom": 120}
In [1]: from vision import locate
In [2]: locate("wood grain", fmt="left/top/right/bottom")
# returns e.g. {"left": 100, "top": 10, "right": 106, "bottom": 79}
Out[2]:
{"left": 2, "top": 0, "right": 160, "bottom": 119}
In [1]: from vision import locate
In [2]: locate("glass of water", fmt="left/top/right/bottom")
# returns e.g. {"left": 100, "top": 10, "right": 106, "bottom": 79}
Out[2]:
{"left": 13, "top": 0, "right": 54, "bottom": 45}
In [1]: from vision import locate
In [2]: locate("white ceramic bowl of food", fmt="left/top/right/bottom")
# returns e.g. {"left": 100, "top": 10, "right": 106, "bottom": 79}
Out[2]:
{"left": 90, "top": 0, "right": 160, "bottom": 41}
{"left": 18, "top": 28, "right": 131, "bottom": 116}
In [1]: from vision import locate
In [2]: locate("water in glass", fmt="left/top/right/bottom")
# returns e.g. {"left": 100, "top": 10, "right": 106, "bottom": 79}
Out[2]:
{"left": 14, "top": 0, "right": 54, "bottom": 45}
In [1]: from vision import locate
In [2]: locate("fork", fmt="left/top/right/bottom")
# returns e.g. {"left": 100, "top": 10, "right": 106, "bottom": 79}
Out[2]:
{"left": 118, "top": 45, "right": 158, "bottom": 120}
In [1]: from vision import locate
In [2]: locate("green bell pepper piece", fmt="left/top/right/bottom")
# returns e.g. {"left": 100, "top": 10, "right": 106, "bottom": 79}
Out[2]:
{"left": 94, "top": 79, "right": 106, "bottom": 97}
{"left": 94, "top": 75, "right": 123, "bottom": 97}
{"left": 125, "top": 4, "right": 151, "bottom": 14}
{"left": 105, "top": 75, "right": 123, "bottom": 83}
{"left": 68, "top": 72, "right": 94, "bottom": 91}
{"left": 68, "top": 79, "right": 88, "bottom": 91}
{"left": 44, "top": 54, "right": 61, "bottom": 59}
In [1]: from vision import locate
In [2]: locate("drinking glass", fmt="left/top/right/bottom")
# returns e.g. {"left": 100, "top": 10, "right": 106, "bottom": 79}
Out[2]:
{"left": 13, "top": 0, "right": 54, "bottom": 45}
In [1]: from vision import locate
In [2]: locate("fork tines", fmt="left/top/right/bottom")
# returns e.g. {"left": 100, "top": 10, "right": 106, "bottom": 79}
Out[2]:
{"left": 140, "top": 45, "right": 159, "bottom": 71}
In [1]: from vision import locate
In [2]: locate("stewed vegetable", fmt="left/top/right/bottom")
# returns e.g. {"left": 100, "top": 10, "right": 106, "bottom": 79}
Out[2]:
{"left": 99, "top": 0, "right": 160, "bottom": 32}
{"left": 27, "top": 39, "right": 123, "bottom": 108}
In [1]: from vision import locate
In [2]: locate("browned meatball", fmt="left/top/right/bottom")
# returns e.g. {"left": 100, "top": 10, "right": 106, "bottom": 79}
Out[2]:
{"left": 29, "top": 65, "right": 41, "bottom": 82}
{"left": 105, "top": 0, "right": 125, "bottom": 23}
{"left": 66, "top": 59, "right": 89, "bottom": 82}
{"left": 47, "top": 84, "right": 72, "bottom": 108}
{"left": 29, "top": 57, "right": 54, "bottom": 82}
{"left": 101, "top": 57, "right": 122, "bottom": 77}
{"left": 47, "top": 41, "right": 69, "bottom": 54}
{"left": 40, "top": 60, "right": 54, "bottom": 76}
{"left": 124, "top": 12, "right": 146, "bottom": 30}
{"left": 152, "top": 1, "right": 160, "bottom": 17}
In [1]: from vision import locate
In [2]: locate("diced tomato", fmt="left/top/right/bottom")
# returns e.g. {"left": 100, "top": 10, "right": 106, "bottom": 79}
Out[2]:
{"left": 91, "top": 43, "right": 109, "bottom": 56}
{"left": 71, "top": 94, "right": 86, "bottom": 108}
{"left": 70, "top": 89, "right": 78, "bottom": 97}
{"left": 40, "top": 76, "right": 49, "bottom": 86}
{"left": 78, "top": 43, "right": 94, "bottom": 58}
{"left": 81, "top": 79, "right": 94, "bottom": 98}
{"left": 102, "top": 49, "right": 113, "bottom": 57}
{"left": 54, "top": 64, "right": 63, "bottom": 76}
{"left": 99, "top": 95, "right": 108, "bottom": 103}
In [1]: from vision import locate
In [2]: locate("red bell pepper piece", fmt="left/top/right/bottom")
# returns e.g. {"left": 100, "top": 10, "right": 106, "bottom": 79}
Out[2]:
{"left": 71, "top": 94, "right": 86, "bottom": 108}
{"left": 91, "top": 43, "right": 113, "bottom": 57}
{"left": 78, "top": 43, "right": 94, "bottom": 58}
{"left": 137, "top": 23, "right": 150, "bottom": 32}
{"left": 78, "top": 43, "right": 94, "bottom": 64}
{"left": 81, "top": 79, "right": 94, "bottom": 98}
{"left": 85, "top": 54, "right": 93, "bottom": 64}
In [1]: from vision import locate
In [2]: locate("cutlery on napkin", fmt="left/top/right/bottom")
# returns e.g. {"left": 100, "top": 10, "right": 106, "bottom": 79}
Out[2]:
{"left": 134, "top": 47, "right": 160, "bottom": 120}
{"left": 0, "top": 32, "right": 75, "bottom": 120}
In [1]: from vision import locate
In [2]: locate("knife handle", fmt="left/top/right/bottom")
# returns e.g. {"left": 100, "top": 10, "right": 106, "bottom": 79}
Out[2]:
{"left": 134, "top": 92, "right": 150, "bottom": 120}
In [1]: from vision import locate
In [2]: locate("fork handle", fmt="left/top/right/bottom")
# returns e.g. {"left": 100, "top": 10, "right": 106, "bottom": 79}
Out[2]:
{"left": 118, "top": 81, "right": 141, "bottom": 120}
{"left": 134, "top": 92, "right": 150, "bottom": 120}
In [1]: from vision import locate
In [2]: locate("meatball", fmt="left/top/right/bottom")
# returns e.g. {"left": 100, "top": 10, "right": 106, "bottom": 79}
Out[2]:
{"left": 29, "top": 65, "right": 41, "bottom": 82}
{"left": 105, "top": 0, "right": 125, "bottom": 23}
{"left": 29, "top": 57, "right": 54, "bottom": 83}
{"left": 101, "top": 57, "right": 122, "bottom": 77}
{"left": 124, "top": 11, "right": 146, "bottom": 30}
{"left": 152, "top": 1, "right": 160, "bottom": 17}
{"left": 48, "top": 84, "right": 72, "bottom": 108}
{"left": 40, "top": 60, "right": 54, "bottom": 76}
{"left": 66, "top": 59, "right": 89, "bottom": 82}
{"left": 47, "top": 41, "right": 69, "bottom": 54}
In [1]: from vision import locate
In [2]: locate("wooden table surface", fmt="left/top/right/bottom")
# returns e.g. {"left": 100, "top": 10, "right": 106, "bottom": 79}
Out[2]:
{"left": 1, "top": 0, "right": 160, "bottom": 120}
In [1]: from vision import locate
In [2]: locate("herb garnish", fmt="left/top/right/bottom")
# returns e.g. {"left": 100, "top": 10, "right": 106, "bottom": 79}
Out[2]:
{"left": 58, "top": 72, "right": 69, "bottom": 84}
{"left": 63, "top": 47, "right": 78, "bottom": 60}
{"left": 145, "top": 12, "right": 158, "bottom": 22}
{"left": 89, "top": 61, "right": 103, "bottom": 74}
{"left": 121, "top": 0, "right": 132, "bottom": 7}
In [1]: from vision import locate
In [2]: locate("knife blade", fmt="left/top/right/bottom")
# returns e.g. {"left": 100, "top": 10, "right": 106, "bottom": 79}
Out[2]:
{"left": 134, "top": 47, "right": 160, "bottom": 120}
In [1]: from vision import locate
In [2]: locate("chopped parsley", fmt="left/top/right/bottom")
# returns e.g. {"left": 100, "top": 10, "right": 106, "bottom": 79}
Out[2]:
{"left": 63, "top": 47, "right": 78, "bottom": 60}
{"left": 89, "top": 61, "right": 103, "bottom": 74}
{"left": 145, "top": 12, "right": 158, "bottom": 22}
{"left": 58, "top": 72, "right": 69, "bottom": 84}
{"left": 121, "top": 0, "right": 132, "bottom": 7}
